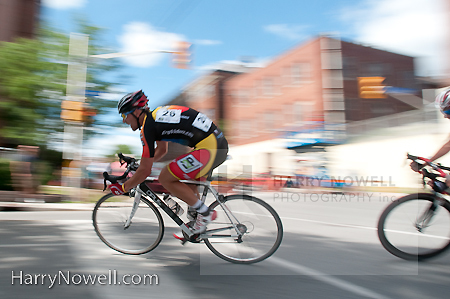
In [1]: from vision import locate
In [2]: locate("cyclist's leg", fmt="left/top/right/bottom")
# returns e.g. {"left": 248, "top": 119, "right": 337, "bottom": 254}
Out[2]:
{"left": 159, "top": 167, "right": 196, "bottom": 204}
{"left": 159, "top": 134, "right": 224, "bottom": 233}
{"left": 158, "top": 138, "right": 217, "bottom": 206}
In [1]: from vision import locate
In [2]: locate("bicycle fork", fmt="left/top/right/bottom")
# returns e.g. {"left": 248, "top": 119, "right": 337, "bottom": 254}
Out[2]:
{"left": 123, "top": 190, "right": 141, "bottom": 229}
{"left": 416, "top": 197, "right": 443, "bottom": 232}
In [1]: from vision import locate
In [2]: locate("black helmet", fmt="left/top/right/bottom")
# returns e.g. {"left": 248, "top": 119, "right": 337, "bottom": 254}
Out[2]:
{"left": 118, "top": 90, "right": 148, "bottom": 114}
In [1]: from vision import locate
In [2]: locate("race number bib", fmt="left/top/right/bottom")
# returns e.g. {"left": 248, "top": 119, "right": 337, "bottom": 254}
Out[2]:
{"left": 177, "top": 154, "right": 203, "bottom": 173}
{"left": 192, "top": 113, "right": 212, "bottom": 132}
{"left": 155, "top": 108, "right": 181, "bottom": 124}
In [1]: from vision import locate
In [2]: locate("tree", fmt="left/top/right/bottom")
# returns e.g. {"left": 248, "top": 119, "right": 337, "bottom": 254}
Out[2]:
{"left": 0, "top": 19, "right": 125, "bottom": 148}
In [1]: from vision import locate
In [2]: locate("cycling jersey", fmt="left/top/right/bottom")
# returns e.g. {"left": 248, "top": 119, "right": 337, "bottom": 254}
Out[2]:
{"left": 140, "top": 105, "right": 228, "bottom": 179}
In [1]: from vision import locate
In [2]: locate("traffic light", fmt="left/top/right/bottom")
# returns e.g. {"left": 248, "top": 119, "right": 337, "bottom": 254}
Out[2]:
{"left": 357, "top": 77, "right": 386, "bottom": 99}
{"left": 61, "top": 100, "right": 84, "bottom": 122}
{"left": 82, "top": 105, "right": 97, "bottom": 124}
{"left": 61, "top": 100, "right": 96, "bottom": 124}
{"left": 172, "top": 41, "right": 192, "bottom": 69}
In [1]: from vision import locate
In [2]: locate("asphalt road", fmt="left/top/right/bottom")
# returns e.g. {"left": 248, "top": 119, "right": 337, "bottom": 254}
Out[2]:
{"left": 1, "top": 190, "right": 450, "bottom": 299}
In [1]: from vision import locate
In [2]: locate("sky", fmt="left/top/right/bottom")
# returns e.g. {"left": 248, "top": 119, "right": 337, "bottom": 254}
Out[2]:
{"left": 41, "top": 0, "right": 448, "bottom": 157}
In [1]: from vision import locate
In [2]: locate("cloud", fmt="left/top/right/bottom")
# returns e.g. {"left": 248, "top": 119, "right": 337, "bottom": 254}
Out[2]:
{"left": 194, "top": 39, "right": 222, "bottom": 46}
{"left": 264, "top": 24, "right": 310, "bottom": 40}
{"left": 118, "top": 22, "right": 185, "bottom": 68}
{"left": 42, "top": 0, "right": 87, "bottom": 9}
{"left": 341, "top": 0, "right": 447, "bottom": 76}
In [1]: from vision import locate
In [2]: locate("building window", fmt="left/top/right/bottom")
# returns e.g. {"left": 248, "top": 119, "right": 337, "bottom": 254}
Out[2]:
{"left": 342, "top": 57, "right": 357, "bottom": 79}
{"left": 264, "top": 112, "right": 273, "bottom": 131}
{"left": 292, "top": 63, "right": 311, "bottom": 85}
{"left": 322, "top": 69, "right": 343, "bottom": 88}
{"left": 239, "top": 119, "right": 252, "bottom": 138}
{"left": 284, "top": 103, "right": 292, "bottom": 124}
{"left": 293, "top": 101, "right": 312, "bottom": 123}
{"left": 262, "top": 77, "right": 274, "bottom": 95}
{"left": 237, "top": 89, "right": 250, "bottom": 105}
{"left": 282, "top": 67, "right": 290, "bottom": 86}
{"left": 366, "top": 63, "right": 385, "bottom": 77}
{"left": 205, "top": 85, "right": 215, "bottom": 98}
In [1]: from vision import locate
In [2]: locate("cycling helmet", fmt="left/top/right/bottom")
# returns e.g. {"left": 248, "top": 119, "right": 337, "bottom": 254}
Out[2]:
{"left": 118, "top": 90, "right": 148, "bottom": 114}
{"left": 436, "top": 88, "right": 450, "bottom": 114}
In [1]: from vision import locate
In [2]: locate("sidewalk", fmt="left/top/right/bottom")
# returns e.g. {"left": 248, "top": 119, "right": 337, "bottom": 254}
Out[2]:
{"left": 0, "top": 190, "right": 64, "bottom": 203}
{"left": 0, "top": 189, "right": 98, "bottom": 211}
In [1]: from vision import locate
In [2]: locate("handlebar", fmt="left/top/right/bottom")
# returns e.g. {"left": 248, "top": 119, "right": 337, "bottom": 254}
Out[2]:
{"left": 407, "top": 153, "right": 450, "bottom": 175}
{"left": 407, "top": 153, "right": 450, "bottom": 193}
{"left": 102, "top": 153, "right": 138, "bottom": 191}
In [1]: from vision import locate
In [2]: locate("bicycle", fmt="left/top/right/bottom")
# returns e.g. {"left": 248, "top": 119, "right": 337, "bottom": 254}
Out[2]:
{"left": 377, "top": 153, "right": 450, "bottom": 260}
{"left": 92, "top": 153, "right": 283, "bottom": 264}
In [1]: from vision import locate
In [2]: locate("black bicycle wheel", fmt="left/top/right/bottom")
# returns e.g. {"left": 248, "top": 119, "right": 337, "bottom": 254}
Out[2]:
{"left": 204, "top": 194, "right": 283, "bottom": 264}
{"left": 377, "top": 193, "right": 450, "bottom": 260}
{"left": 93, "top": 193, "right": 164, "bottom": 255}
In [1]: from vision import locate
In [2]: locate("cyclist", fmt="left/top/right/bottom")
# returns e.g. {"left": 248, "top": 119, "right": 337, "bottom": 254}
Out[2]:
{"left": 411, "top": 88, "right": 450, "bottom": 185}
{"left": 109, "top": 90, "right": 228, "bottom": 234}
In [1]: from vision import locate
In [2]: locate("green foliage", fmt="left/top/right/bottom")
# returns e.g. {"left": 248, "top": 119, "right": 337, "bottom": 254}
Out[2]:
{"left": 0, "top": 159, "right": 13, "bottom": 191}
{"left": 0, "top": 18, "right": 125, "bottom": 148}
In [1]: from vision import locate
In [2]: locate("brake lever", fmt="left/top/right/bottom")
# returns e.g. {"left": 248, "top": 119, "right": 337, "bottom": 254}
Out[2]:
{"left": 102, "top": 171, "right": 109, "bottom": 191}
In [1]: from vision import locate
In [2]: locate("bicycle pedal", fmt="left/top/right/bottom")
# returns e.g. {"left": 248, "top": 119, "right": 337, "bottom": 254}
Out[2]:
{"left": 172, "top": 233, "right": 188, "bottom": 244}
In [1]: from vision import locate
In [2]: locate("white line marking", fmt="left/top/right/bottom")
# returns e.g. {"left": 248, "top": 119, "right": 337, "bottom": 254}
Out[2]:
{"left": 281, "top": 215, "right": 377, "bottom": 230}
{"left": 269, "top": 256, "right": 389, "bottom": 299}
{"left": 283, "top": 216, "right": 450, "bottom": 240}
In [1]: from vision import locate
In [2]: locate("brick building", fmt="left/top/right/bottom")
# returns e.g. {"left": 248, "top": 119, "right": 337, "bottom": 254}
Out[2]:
{"left": 166, "top": 35, "right": 438, "bottom": 175}
{"left": 225, "top": 36, "right": 419, "bottom": 147}
{"left": 0, "top": 0, "right": 40, "bottom": 42}
{"left": 181, "top": 65, "right": 254, "bottom": 126}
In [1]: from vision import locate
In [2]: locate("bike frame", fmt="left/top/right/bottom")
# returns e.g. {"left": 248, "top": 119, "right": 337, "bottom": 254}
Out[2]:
{"left": 130, "top": 178, "right": 243, "bottom": 240}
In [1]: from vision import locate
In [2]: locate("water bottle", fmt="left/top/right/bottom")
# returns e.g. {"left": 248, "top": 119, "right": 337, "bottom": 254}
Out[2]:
{"left": 163, "top": 194, "right": 184, "bottom": 216}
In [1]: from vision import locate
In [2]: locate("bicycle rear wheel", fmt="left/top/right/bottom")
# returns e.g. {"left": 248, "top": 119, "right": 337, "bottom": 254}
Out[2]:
{"left": 93, "top": 193, "right": 164, "bottom": 255}
{"left": 204, "top": 195, "right": 283, "bottom": 264}
{"left": 377, "top": 193, "right": 450, "bottom": 260}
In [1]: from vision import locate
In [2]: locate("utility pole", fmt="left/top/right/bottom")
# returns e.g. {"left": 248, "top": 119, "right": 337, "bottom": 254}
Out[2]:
{"left": 61, "top": 35, "right": 190, "bottom": 200}
{"left": 61, "top": 33, "right": 89, "bottom": 195}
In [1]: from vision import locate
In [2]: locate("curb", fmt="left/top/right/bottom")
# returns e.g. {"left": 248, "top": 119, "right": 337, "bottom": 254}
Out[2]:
{"left": 0, "top": 202, "right": 94, "bottom": 211}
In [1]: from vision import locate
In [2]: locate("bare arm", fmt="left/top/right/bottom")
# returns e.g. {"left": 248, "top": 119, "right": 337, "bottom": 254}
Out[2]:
{"left": 122, "top": 157, "right": 153, "bottom": 192}
{"left": 429, "top": 137, "right": 450, "bottom": 162}
{"left": 153, "top": 141, "right": 168, "bottom": 162}
{"left": 121, "top": 142, "right": 168, "bottom": 192}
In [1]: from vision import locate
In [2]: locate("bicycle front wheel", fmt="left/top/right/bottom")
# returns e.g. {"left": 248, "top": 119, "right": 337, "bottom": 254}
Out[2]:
{"left": 204, "top": 195, "right": 283, "bottom": 264}
{"left": 93, "top": 193, "right": 164, "bottom": 255}
{"left": 377, "top": 193, "right": 450, "bottom": 260}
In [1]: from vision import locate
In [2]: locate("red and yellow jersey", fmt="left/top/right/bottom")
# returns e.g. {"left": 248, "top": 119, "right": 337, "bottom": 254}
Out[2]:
{"left": 140, "top": 105, "right": 224, "bottom": 158}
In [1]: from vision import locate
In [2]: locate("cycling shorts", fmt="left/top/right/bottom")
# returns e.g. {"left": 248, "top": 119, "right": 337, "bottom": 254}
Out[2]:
{"left": 167, "top": 133, "right": 228, "bottom": 180}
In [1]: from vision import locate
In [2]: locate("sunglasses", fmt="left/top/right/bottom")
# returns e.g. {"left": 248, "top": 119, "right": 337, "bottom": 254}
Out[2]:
{"left": 443, "top": 109, "right": 450, "bottom": 116}
{"left": 121, "top": 109, "right": 135, "bottom": 120}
